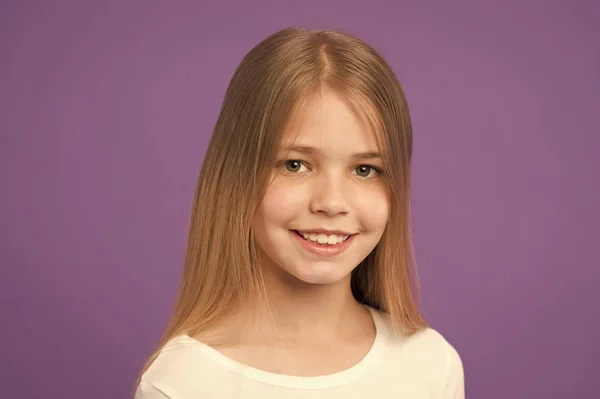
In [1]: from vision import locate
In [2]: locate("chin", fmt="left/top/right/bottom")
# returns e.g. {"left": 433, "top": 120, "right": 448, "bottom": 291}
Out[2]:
{"left": 284, "top": 262, "right": 354, "bottom": 286}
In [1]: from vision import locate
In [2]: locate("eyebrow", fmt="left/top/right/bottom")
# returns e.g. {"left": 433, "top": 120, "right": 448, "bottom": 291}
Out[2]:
{"left": 280, "top": 145, "right": 382, "bottom": 159}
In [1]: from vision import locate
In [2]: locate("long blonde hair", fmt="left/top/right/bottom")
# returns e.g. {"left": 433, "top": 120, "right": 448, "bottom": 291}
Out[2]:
{"left": 136, "top": 26, "right": 427, "bottom": 386}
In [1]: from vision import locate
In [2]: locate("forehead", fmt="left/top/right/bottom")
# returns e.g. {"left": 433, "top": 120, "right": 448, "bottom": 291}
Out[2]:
{"left": 281, "top": 90, "right": 382, "bottom": 152}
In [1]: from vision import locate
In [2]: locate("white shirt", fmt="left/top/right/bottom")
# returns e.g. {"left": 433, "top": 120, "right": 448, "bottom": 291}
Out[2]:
{"left": 136, "top": 307, "right": 464, "bottom": 398}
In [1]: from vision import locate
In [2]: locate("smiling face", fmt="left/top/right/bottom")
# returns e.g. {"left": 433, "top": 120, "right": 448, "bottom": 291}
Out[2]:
{"left": 251, "top": 89, "right": 390, "bottom": 287}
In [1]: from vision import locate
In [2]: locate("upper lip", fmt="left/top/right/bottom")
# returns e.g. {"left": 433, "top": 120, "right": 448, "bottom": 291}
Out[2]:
{"left": 295, "top": 229, "right": 355, "bottom": 236}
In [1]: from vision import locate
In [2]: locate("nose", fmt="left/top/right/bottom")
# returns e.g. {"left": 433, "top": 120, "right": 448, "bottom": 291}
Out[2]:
{"left": 309, "top": 173, "right": 350, "bottom": 216}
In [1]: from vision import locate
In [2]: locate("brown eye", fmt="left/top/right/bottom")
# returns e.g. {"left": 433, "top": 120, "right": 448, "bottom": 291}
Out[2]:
{"left": 356, "top": 165, "right": 371, "bottom": 177}
{"left": 353, "top": 165, "right": 379, "bottom": 178}
{"left": 285, "top": 160, "right": 303, "bottom": 172}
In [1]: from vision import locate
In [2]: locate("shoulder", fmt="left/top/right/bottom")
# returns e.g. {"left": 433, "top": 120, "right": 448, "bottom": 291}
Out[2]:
{"left": 403, "top": 327, "right": 461, "bottom": 363}
{"left": 401, "top": 327, "right": 464, "bottom": 396}
{"left": 136, "top": 335, "right": 215, "bottom": 399}
{"left": 372, "top": 309, "right": 457, "bottom": 360}
{"left": 373, "top": 311, "right": 464, "bottom": 395}
{"left": 374, "top": 310, "right": 460, "bottom": 366}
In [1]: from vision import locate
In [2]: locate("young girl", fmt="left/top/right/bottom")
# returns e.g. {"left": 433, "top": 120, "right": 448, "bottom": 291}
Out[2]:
{"left": 135, "top": 27, "right": 464, "bottom": 398}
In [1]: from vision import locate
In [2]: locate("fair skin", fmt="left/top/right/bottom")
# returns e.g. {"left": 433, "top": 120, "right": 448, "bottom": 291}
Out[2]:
{"left": 196, "top": 89, "right": 390, "bottom": 376}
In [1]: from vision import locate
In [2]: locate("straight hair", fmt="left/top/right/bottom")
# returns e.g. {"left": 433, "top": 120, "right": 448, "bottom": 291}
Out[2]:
{"left": 136, "top": 26, "right": 427, "bottom": 389}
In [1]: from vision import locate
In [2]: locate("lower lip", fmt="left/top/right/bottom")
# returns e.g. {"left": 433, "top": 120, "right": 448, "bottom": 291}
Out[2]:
{"left": 290, "top": 230, "right": 355, "bottom": 257}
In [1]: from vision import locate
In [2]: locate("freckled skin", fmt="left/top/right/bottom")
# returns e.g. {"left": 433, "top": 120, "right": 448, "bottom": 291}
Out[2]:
{"left": 252, "top": 91, "right": 389, "bottom": 286}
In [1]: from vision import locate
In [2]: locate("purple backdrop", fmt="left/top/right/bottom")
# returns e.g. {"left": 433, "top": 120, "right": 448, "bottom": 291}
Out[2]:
{"left": 1, "top": 1, "right": 599, "bottom": 397}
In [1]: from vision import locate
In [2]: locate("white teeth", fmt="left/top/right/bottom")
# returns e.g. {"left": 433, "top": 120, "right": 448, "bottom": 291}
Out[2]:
{"left": 299, "top": 232, "right": 349, "bottom": 245}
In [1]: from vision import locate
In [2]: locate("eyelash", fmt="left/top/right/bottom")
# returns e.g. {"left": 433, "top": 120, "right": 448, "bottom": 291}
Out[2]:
{"left": 276, "top": 160, "right": 382, "bottom": 178}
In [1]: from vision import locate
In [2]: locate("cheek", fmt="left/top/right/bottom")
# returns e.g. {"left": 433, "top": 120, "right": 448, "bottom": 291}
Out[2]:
{"left": 352, "top": 186, "right": 389, "bottom": 231}
{"left": 259, "top": 180, "right": 307, "bottom": 224}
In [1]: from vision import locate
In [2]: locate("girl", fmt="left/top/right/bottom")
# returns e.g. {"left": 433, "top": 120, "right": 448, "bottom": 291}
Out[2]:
{"left": 135, "top": 27, "right": 464, "bottom": 398}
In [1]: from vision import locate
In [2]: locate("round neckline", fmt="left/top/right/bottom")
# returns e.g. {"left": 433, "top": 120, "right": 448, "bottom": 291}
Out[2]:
{"left": 177, "top": 306, "right": 386, "bottom": 390}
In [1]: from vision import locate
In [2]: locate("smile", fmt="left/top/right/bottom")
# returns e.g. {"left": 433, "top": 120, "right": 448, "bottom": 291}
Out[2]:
{"left": 296, "top": 230, "right": 350, "bottom": 244}
{"left": 290, "top": 230, "right": 356, "bottom": 257}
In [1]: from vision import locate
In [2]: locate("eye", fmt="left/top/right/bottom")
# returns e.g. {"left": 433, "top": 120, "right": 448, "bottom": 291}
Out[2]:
{"left": 353, "top": 165, "right": 380, "bottom": 178}
{"left": 283, "top": 160, "right": 308, "bottom": 173}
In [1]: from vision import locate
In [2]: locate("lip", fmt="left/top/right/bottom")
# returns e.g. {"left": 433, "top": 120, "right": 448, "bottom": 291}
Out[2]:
{"left": 290, "top": 230, "right": 355, "bottom": 257}
{"left": 295, "top": 228, "right": 354, "bottom": 236}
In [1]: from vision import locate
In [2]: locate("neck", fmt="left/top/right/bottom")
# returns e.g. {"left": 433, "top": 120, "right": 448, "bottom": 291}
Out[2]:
{"left": 245, "top": 262, "right": 371, "bottom": 343}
